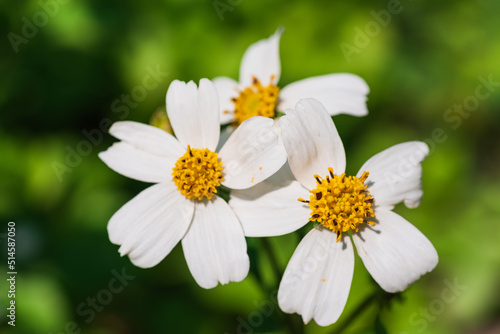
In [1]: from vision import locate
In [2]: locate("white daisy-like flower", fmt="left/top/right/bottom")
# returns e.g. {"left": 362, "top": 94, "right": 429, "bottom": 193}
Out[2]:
{"left": 213, "top": 28, "right": 370, "bottom": 129}
{"left": 99, "top": 79, "right": 287, "bottom": 289}
{"left": 229, "top": 99, "right": 438, "bottom": 325}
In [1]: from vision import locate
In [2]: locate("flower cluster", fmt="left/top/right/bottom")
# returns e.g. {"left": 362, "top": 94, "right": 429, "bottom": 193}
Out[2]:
{"left": 100, "top": 29, "right": 438, "bottom": 327}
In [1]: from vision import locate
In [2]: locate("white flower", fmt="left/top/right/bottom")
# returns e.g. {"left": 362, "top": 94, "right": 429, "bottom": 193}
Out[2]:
{"left": 229, "top": 99, "right": 438, "bottom": 325}
{"left": 213, "top": 28, "right": 370, "bottom": 129}
{"left": 99, "top": 79, "right": 287, "bottom": 289}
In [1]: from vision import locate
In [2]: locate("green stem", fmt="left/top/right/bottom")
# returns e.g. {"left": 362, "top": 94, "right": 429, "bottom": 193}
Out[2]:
{"left": 261, "top": 238, "right": 283, "bottom": 285}
{"left": 332, "top": 291, "right": 379, "bottom": 334}
{"left": 296, "top": 226, "right": 307, "bottom": 240}
{"left": 259, "top": 238, "right": 303, "bottom": 334}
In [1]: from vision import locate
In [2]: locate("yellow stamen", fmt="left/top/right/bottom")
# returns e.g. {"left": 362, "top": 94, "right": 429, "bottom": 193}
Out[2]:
{"left": 229, "top": 76, "right": 280, "bottom": 126}
{"left": 299, "top": 168, "right": 375, "bottom": 242}
{"left": 172, "top": 145, "right": 223, "bottom": 200}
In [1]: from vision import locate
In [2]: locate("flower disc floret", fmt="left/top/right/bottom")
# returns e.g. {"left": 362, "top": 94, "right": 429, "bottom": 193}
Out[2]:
{"left": 299, "top": 168, "right": 375, "bottom": 241}
{"left": 230, "top": 76, "right": 280, "bottom": 126}
{"left": 172, "top": 145, "right": 224, "bottom": 200}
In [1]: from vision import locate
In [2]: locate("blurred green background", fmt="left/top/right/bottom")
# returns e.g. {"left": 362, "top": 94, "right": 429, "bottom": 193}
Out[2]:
{"left": 1, "top": 0, "right": 500, "bottom": 333}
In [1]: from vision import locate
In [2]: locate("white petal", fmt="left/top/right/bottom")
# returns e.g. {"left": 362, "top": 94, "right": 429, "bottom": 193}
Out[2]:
{"left": 239, "top": 28, "right": 282, "bottom": 87}
{"left": 230, "top": 180, "right": 310, "bottom": 237}
{"left": 219, "top": 116, "right": 286, "bottom": 189}
{"left": 278, "top": 228, "right": 354, "bottom": 326}
{"left": 182, "top": 196, "right": 249, "bottom": 289}
{"left": 353, "top": 209, "right": 438, "bottom": 293}
{"left": 109, "top": 121, "right": 184, "bottom": 158}
{"left": 212, "top": 76, "right": 239, "bottom": 124}
{"left": 99, "top": 142, "right": 173, "bottom": 183}
{"left": 278, "top": 74, "right": 370, "bottom": 116}
{"left": 108, "top": 182, "right": 194, "bottom": 268}
{"left": 166, "top": 79, "right": 220, "bottom": 151}
{"left": 278, "top": 98, "right": 346, "bottom": 190}
{"left": 357, "top": 141, "right": 429, "bottom": 210}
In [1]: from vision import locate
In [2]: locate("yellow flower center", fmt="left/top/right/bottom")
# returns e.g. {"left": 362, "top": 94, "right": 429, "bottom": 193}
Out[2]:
{"left": 172, "top": 145, "right": 224, "bottom": 200}
{"left": 299, "top": 168, "right": 375, "bottom": 242}
{"left": 229, "top": 76, "right": 280, "bottom": 126}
